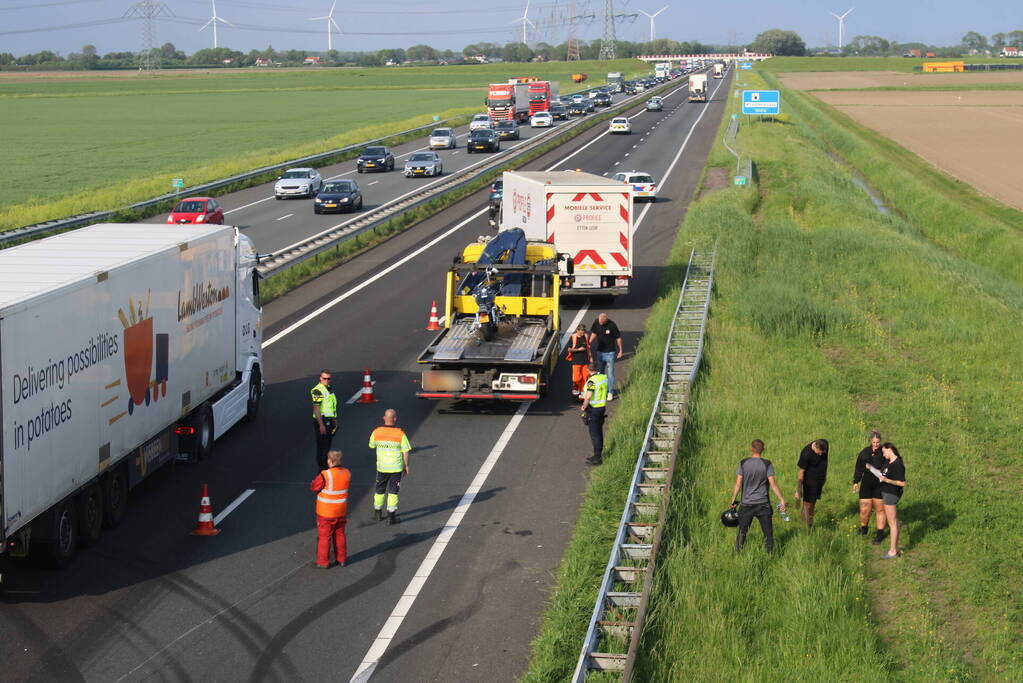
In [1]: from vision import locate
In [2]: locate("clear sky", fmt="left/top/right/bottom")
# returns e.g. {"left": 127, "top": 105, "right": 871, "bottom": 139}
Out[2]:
{"left": 0, "top": 0, "right": 1017, "bottom": 56}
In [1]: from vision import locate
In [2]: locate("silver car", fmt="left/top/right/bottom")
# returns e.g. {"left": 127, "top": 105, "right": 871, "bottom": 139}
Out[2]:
{"left": 429, "top": 127, "right": 457, "bottom": 149}
{"left": 404, "top": 151, "right": 443, "bottom": 177}
{"left": 274, "top": 167, "right": 322, "bottom": 199}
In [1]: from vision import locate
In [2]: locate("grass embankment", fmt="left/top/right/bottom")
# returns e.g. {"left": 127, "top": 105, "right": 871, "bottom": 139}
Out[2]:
{"left": 526, "top": 70, "right": 1023, "bottom": 680}
{"left": 758, "top": 56, "right": 999, "bottom": 73}
{"left": 0, "top": 58, "right": 646, "bottom": 230}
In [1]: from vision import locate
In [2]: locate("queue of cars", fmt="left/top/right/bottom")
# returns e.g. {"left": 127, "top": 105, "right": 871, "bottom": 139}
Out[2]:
{"left": 167, "top": 75, "right": 669, "bottom": 223}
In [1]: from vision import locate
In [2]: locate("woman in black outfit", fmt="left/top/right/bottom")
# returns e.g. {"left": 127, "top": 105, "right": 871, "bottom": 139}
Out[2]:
{"left": 878, "top": 443, "right": 906, "bottom": 559}
{"left": 853, "top": 431, "right": 887, "bottom": 543}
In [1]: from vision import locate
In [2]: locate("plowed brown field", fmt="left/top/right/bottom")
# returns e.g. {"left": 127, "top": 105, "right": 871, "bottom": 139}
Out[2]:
{"left": 812, "top": 90, "right": 1023, "bottom": 210}
{"left": 779, "top": 70, "right": 1023, "bottom": 90}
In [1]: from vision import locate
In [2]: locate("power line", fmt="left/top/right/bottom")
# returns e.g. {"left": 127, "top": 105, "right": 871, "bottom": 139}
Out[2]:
{"left": 0, "top": 0, "right": 100, "bottom": 10}
{"left": 125, "top": 0, "right": 173, "bottom": 70}
{"left": 0, "top": 16, "right": 132, "bottom": 36}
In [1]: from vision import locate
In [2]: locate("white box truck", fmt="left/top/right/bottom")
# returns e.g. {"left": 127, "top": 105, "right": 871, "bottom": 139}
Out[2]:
{"left": 688, "top": 74, "right": 708, "bottom": 102}
{"left": 713, "top": 62, "right": 724, "bottom": 78}
{"left": 1, "top": 224, "right": 263, "bottom": 567}
{"left": 497, "top": 170, "right": 634, "bottom": 297}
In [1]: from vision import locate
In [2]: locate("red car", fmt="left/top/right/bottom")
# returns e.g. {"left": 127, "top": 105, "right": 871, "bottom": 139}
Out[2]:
{"left": 167, "top": 197, "right": 224, "bottom": 224}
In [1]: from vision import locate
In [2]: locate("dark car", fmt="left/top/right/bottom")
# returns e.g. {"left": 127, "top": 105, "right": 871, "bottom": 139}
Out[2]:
{"left": 594, "top": 92, "right": 613, "bottom": 107}
{"left": 494, "top": 120, "right": 520, "bottom": 140}
{"left": 488, "top": 179, "right": 503, "bottom": 226}
{"left": 582, "top": 98, "right": 596, "bottom": 112}
{"left": 314, "top": 179, "right": 363, "bottom": 214}
{"left": 356, "top": 146, "right": 394, "bottom": 173}
{"left": 489, "top": 179, "right": 503, "bottom": 204}
{"left": 467, "top": 129, "right": 500, "bottom": 153}
{"left": 567, "top": 101, "right": 587, "bottom": 116}
{"left": 167, "top": 197, "right": 224, "bottom": 224}
{"left": 549, "top": 104, "right": 568, "bottom": 120}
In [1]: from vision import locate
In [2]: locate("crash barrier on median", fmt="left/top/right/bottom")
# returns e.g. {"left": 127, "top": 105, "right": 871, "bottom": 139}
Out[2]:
{"left": 254, "top": 80, "right": 683, "bottom": 279}
{"left": 573, "top": 246, "right": 716, "bottom": 680}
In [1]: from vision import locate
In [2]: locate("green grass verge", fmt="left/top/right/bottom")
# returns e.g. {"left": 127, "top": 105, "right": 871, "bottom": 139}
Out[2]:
{"left": 758, "top": 56, "right": 1001, "bottom": 73}
{"left": 525, "top": 66, "right": 1023, "bottom": 681}
{"left": 0, "top": 58, "right": 647, "bottom": 230}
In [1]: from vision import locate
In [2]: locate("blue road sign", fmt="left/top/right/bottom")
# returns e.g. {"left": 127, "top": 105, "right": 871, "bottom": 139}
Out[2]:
{"left": 742, "top": 90, "right": 780, "bottom": 115}
{"left": 740, "top": 62, "right": 753, "bottom": 70}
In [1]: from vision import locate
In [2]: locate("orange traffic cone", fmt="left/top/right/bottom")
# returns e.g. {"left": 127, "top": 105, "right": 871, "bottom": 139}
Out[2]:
{"left": 358, "top": 368, "right": 378, "bottom": 404}
{"left": 191, "top": 483, "right": 220, "bottom": 536}
{"left": 426, "top": 300, "right": 441, "bottom": 331}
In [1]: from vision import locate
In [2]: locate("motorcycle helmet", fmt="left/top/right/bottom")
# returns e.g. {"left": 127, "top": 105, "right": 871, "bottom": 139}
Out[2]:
{"left": 721, "top": 507, "right": 740, "bottom": 527}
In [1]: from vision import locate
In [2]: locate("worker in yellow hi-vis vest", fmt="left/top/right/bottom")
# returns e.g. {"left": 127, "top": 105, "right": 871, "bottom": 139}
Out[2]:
{"left": 311, "top": 370, "right": 338, "bottom": 471}
{"left": 369, "top": 408, "right": 412, "bottom": 525}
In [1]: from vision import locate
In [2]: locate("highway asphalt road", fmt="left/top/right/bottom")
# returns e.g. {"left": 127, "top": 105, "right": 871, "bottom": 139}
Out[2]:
{"left": 1, "top": 71, "right": 731, "bottom": 682}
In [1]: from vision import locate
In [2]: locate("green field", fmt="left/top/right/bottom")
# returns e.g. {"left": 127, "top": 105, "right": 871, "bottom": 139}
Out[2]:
{"left": 526, "top": 69, "right": 1023, "bottom": 681}
{"left": 0, "top": 58, "right": 646, "bottom": 230}
{"left": 757, "top": 56, "right": 1001, "bottom": 73}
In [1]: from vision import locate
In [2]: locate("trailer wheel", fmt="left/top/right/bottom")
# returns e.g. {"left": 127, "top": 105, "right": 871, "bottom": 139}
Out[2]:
{"left": 244, "top": 368, "right": 262, "bottom": 423}
{"left": 102, "top": 466, "right": 128, "bottom": 529}
{"left": 196, "top": 406, "right": 214, "bottom": 460}
{"left": 45, "top": 498, "right": 79, "bottom": 568}
{"left": 77, "top": 484, "right": 104, "bottom": 548}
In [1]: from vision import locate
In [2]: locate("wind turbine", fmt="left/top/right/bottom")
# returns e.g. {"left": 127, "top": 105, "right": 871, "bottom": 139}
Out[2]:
{"left": 512, "top": 0, "right": 537, "bottom": 45}
{"left": 198, "top": 0, "right": 232, "bottom": 49}
{"left": 310, "top": 0, "right": 341, "bottom": 52}
{"left": 829, "top": 7, "right": 854, "bottom": 51}
{"left": 637, "top": 6, "right": 667, "bottom": 42}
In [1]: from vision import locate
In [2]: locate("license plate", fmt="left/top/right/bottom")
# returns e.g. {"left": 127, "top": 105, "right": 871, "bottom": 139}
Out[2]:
{"left": 324, "top": 203, "right": 337, "bottom": 208}
{"left": 479, "top": 314, "right": 490, "bottom": 323}
{"left": 474, "top": 145, "right": 485, "bottom": 149}
{"left": 366, "top": 162, "right": 375, "bottom": 167}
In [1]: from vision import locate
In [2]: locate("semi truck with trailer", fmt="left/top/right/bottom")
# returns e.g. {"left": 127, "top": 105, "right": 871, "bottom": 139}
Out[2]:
{"left": 655, "top": 62, "right": 671, "bottom": 80}
{"left": 493, "top": 170, "right": 634, "bottom": 297}
{"left": 416, "top": 229, "right": 566, "bottom": 401}
{"left": 713, "top": 62, "right": 724, "bottom": 78}
{"left": 0, "top": 223, "right": 263, "bottom": 568}
{"left": 526, "top": 80, "right": 558, "bottom": 114}
{"left": 606, "top": 71, "right": 624, "bottom": 91}
{"left": 688, "top": 74, "right": 708, "bottom": 102}
{"left": 487, "top": 81, "right": 531, "bottom": 123}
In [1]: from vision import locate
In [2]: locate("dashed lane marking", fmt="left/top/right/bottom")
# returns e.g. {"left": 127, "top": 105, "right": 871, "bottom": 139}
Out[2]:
{"left": 213, "top": 489, "right": 255, "bottom": 526}
{"left": 275, "top": 214, "right": 293, "bottom": 221}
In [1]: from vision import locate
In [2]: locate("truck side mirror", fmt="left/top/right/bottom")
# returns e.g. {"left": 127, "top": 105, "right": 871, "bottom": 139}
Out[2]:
{"left": 563, "top": 255, "right": 575, "bottom": 275}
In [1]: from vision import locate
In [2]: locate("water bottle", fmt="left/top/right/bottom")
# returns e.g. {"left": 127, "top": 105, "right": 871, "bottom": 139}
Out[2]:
{"left": 777, "top": 503, "right": 791, "bottom": 522}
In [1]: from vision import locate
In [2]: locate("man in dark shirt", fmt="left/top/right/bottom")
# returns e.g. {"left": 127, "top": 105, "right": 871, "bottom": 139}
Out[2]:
{"left": 852, "top": 431, "right": 888, "bottom": 543}
{"left": 588, "top": 313, "right": 624, "bottom": 400}
{"left": 729, "top": 439, "right": 788, "bottom": 553}
{"left": 795, "top": 439, "right": 828, "bottom": 528}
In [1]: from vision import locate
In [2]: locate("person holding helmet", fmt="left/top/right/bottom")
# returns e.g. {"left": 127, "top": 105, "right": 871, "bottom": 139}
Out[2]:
{"left": 728, "top": 439, "right": 787, "bottom": 553}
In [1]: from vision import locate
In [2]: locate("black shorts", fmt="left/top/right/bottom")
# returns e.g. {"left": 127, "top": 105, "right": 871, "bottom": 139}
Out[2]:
{"left": 858, "top": 477, "right": 881, "bottom": 500}
{"left": 802, "top": 481, "right": 824, "bottom": 503}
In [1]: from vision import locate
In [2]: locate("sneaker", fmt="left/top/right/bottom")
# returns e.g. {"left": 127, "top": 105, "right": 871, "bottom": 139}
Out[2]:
{"left": 607, "top": 393, "right": 615, "bottom": 401}
{"left": 571, "top": 390, "right": 580, "bottom": 396}
{"left": 586, "top": 456, "right": 603, "bottom": 466}
{"left": 858, "top": 525, "right": 869, "bottom": 536}
{"left": 313, "top": 562, "right": 330, "bottom": 569}
{"left": 880, "top": 551, "right": 900, "bottom": 560}
{"left": 871, "top": 530, "right": 886, "bottom": 545}
{"left": 388, "top": 511, "right": 401, "bottom": 525}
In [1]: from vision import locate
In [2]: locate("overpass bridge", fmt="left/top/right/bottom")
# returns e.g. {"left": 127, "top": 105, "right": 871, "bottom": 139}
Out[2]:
{"left": 636, "top": 53, "right": 772, "bottom": 64}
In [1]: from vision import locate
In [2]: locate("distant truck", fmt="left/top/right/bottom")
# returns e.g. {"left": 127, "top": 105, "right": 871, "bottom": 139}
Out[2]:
{"left": 526, "top": 80, "right": 559, "bottom": 114}
{"left": 655, "top": 62, "right": 671, "bottom": 80}
{"left": 496, "top": 170, "right": 634, "bottom": 297}
{"left": 487, "top": 81, "right": 531, "bottom": 123}
{"left": 688, "top": 73, "right": 708, "bottom": 102}
{"left": 903, "top": 48, "right": 922, "bottom": 58}
{"left": 713, "top": 63, "right": 724, "bottom": 78}
{"left": 607, "top": 71, "right": 624, "bottom": 91}
{"left": 416, "top": 229, "right": 565, "bottom": 401}
{"left": 0, "top": 224, "right": 263, "bottom": 568}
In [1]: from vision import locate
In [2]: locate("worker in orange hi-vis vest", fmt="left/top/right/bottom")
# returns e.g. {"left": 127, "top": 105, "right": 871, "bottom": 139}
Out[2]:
{"left": 369, "top": 409, "right": 412, "bottom": 526}
{"left": 310, "top": 450, "right": 351, "bottom": 568}
{"left": 565, "top": 324, "right": 592, "bottom": 399}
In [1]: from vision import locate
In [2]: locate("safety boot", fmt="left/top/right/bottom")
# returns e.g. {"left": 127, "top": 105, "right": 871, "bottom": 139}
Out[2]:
{"left": 388, "top": 511, "right": 401, "bottom": 525}
{"left": 371, "top": 508, "right": 382, "bottom": 522}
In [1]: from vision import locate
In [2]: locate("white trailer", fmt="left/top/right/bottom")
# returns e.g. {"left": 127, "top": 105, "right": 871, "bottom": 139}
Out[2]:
{"left": 713, "top": 62, "right": 724, "bottom": 78}
{"left": 688, "top": 74, "right": 708, "bottom": 102}
{"left": 498, "top": 170, "right": 634, "bottom": 297}
{"left": 0, "top": 224, "right": 263, "bottom": 568}
{"left": 655, "top": 62, "right": 671, "bottom": 79}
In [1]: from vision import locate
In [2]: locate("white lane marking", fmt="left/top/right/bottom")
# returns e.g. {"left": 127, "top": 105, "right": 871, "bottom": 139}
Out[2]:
{"left": 349, "top": 402, "right": 530, "bottom": 683}
{"left": 263, "top": 207, "right": 487, "bottom": 348}
{"left": 225, "top": 195, "right": 274, "bottom": 214}
{"left": 275, "top": 214, "right": 293, "bottom": 221}
{"left": 113, "top": 558, "right": 309, "bottom": 683}
{"left": 624, "top": 153, "right": 630, "bottom": 157}
{"left": 213, "top": 489, "right": 255, "bottom": 526}
{"left": 346, "top": 381, "right": 376, "bottom": 404}
{"left": 368, "top": 181, "right": 379, "bottom": 186}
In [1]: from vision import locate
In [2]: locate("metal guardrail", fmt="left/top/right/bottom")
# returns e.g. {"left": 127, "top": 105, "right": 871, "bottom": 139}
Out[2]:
{"left": 254, "top": 81, "right": 681, "bottom": 278}
{"left": 0, "top": 115, "right": 472, "bottom": 247}
{"left": 573, "top": 245, "right": 716, "bottom": 681}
